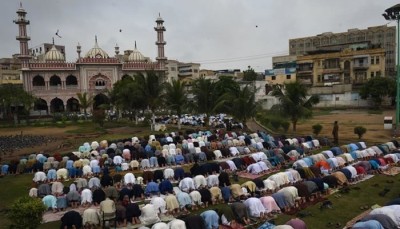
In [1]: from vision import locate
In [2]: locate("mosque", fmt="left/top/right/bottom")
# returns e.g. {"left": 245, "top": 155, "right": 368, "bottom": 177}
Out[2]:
{"left": 14, "top": 4, "right": 167, "bottom": 114}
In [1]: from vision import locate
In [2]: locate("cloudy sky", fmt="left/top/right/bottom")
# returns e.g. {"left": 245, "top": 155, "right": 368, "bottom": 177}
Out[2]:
{"left": 0, "top": 0, "right": 398, "bottom": 72}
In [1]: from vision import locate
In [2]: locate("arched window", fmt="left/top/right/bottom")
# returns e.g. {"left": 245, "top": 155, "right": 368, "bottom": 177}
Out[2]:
{"left": 50, "top": 75, "right": 61, "bottom": 86}
{"left": 95, "top": 79, "right": 106, "bottom": 87}
{"left": 32, "top": 75, "right": 45, "bottom": 86}
{"left": 66, "top": 75, "right": 78, "bottom": 86}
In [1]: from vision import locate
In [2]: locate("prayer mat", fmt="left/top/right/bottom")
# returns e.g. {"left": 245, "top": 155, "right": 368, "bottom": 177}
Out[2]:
{"left": 344, "top": 209, "right": 372, "bottom": 229}
{"left": 382, "top": 166, "right": 400, "bottom": 176}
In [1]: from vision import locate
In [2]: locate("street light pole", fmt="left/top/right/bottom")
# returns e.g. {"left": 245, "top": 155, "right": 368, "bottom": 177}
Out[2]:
{"left": 383, "top": 4, "right": 400, "bottom": 134}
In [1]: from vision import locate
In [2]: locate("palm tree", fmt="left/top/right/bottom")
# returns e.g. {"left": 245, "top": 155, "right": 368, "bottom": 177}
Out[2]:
{"left": 214, "top": 84, "right": 257, "bottom": 128}
{"left": 272, "top": 81, "right": 319, "bottom": 132}
{"left": 191, "top": 77, "right": 218, "bottom": 125}
{"left": 164, "top": 79, "right": 188, "bottom": 129}
{"left": 76, "top": 92, "right": 93, "bottom": 120}
{"left": 134, "top": 71, "right": 162, "bottom": 130}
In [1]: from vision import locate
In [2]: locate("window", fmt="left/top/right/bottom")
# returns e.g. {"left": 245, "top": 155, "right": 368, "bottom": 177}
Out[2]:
{"left": 318, "top": 75, "right": 321, "bottom": 82}
{"left": 170, "top": 67, "right": 176, "bottom": 71}
{"left": 376, "top": 57, "right": 380, "bottom": 64}
{"left": 371, "top": 57, "right": 374, "bottom": 65}
{"left": 271, "top": 76, "right": 276, "bottom": 80}
{"left": 376, "top": 71, "right": 381, "bottom": 77}
{"left": 194, "top": 69, "right": 199, "bottom": 73}
{"left": 370, "top": 72, "right": 374, "bottom": 78}
{"left": 286, "top": 75, "right": 291, "bottom": 80}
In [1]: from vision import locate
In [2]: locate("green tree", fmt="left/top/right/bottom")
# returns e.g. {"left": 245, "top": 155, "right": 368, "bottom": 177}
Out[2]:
{"left": 92, "top": 108, "right": 106, "bottom": 127}
{"left": 110, "top": 76, "right": 146, "bottom": 123}
{"left": 272, "top": 81, "right": 320, "bottom": 132}
{"left": 191, "top": 77, "right": 218, "bottom": 125}
{"left": 359, "top": 76, "right": 396, "bottom": 108}
{"left": 76, "top": 92, "right": 93, "bottom": 120}
{"left": 7, "top": 196, "right": 46, "bottom": 229}
{"left": 134, "top": 71, "right": 163, "bottom": 130}
{"left": 243, "top": 65, "right": 257, "bottom": 81}
{"left": 312, "top": 124, "right": 323, "bottom": 136}
{"left": 163, "top": 79, "right": 188, "bottom": 129}
{"left": 354, "top": 126, "right": 367, "bottom": 139}
{"left": 0, "top": 84, "right": 35, "bottom": 125}
{"left": 215, "top": 84, "right": 258, "bottom": 128}
{"left": 214, "top": 75, "right": 240, "bottom": 99}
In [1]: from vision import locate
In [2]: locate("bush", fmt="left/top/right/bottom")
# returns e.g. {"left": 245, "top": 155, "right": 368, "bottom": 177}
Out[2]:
{"left": 354, "top": 126, "right": 367, "bottom": 139}
{"left": 270, "top": 119, "right": 281, "bottom": 130}
{"left": 92, "top": 109, "right": 106, "bottom": 127}
{"left": 7, "top": 196, "right": 46, "bottom": 229}
{"left": 312, "top": 124, "right": 323, "bottom": 136}
{"left": 281, "top": 121, "right": 290, "bottom": 132}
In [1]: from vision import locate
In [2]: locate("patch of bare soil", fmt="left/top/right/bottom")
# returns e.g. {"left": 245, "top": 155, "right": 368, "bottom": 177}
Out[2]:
{"left": 295, "top": 109, "right": 395, "bottom": 145}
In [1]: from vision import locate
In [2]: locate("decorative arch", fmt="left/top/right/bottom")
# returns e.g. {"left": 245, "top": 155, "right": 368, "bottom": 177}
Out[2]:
{"left": 89, "top": 74, "right": 110, "bottom": 90}
{"left": 66, "top": 97, "right": 80, "bottom": 112}
{"left": 50, "top": 75, "right": 62, "bottom": 86}
{"left": 93, "top": 93, "right": 110, "bottom": 110}
{"left": 66, "top": 75, "right": 78, "bottom": 86}
{"left": 50, "top": 97, "right": 65, "bottom": 113}
{"left": 34, "top": 98, "right": 48, "bottom": 112}
{"left": 32, "top": 75, "right": 45, "bottom": 86}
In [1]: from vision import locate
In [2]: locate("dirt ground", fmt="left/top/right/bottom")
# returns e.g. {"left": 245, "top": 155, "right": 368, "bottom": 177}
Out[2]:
{"left": 0, "top": 109, "right": 397, "bottom": 161}
{"left": 295, "top": 109, "right": 396, "bottom": 145}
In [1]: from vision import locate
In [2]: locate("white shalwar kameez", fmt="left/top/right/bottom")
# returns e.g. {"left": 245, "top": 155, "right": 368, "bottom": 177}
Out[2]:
{"left": 244, "top": 197, "right": 266, "bottom": 217}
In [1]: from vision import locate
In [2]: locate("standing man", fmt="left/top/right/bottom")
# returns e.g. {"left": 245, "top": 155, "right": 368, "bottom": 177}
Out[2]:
{"left": 332, "top": 121, "right": 339, "bottom": 145}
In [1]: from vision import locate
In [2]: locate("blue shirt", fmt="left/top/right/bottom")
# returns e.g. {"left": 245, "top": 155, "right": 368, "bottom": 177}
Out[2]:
{"left": 145, "top": 182, "right": 159, "bottom": 195}
{"left": 353, "top": 220, "right": 384, "bottom": 229}
{"left": 200, "top": 210, "right": 219, "bottom": 229}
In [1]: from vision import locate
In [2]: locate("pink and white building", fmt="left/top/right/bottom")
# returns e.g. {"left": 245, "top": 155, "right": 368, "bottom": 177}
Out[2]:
{"left": 14, "top": 4, "right": 167, "bottom": 114}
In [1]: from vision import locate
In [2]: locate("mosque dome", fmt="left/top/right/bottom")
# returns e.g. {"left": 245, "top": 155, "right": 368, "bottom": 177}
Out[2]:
{"left": 44, "top": 45, "right": 65, "bottom": 61}
{"left": 128, "top": 41, "right": 146, "bottom": 62}
{"left": 85, "top": 36, "right": 109, "bottom": 58}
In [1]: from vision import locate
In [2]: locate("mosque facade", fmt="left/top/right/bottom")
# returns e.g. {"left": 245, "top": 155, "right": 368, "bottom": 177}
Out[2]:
{"left": 14, "top": 5, "right": 167, "bottom": 114}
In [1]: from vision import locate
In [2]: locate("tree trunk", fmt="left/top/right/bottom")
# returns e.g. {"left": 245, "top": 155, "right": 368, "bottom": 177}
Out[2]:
{"left": 178, "top": 115, "right": 181, "bottom": 130}
{"left": 292, "top": 120, "right": 297, "bottom": 132}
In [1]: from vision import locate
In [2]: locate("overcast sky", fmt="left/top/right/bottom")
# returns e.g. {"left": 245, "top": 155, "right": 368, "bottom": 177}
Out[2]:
{"left": 1, "top": 0, "right": 398, "bottom": 72}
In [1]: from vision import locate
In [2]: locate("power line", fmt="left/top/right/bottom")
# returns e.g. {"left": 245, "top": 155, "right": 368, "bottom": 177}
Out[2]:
{"left": 193, "top": 50, "right": 289, "bottom": 64}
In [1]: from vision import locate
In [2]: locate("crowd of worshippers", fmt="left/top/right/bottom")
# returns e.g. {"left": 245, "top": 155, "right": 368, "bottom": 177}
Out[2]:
{"left": 31, "top": 164, "right": 314, "bottom": 229}
{"left": 1, "top": 129, "right": 322, "bottom": 176}
{"left": 0, "top": 134, "right": 57, "bottom": 155}
{"left": 7, "top": 130, "right": 400, "bottom": 228}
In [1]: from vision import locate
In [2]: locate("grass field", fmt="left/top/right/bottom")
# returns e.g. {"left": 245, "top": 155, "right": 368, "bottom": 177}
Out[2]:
{"left": 0, "top": 109, "right": 399, "bottom": 228}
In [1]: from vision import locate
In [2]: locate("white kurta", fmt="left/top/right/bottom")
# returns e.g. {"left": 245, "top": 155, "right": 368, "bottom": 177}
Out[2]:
{"left": 244, "top": 197, "right": 266, "bottom": 217}
{"left": 189, "top": 190, "right": 203, "bottom": 205}
{"left": 81, "top": 188, "right": 93, "bottom": 204}
{"left": 151, "top": 222, "right": 169, "bottom": 229}
{"left": 139, "top": 204, "right": 161, "bottom": 225}
{"left": 226, "top": 160, "right": 237, "bottom": 171}
{"left": 124, "top": 173, "right": 136, "bottom": 185}
{"left": 33, "top": 171, "right": 47, "bottom": 182}
{"left": 83, "top": 208, "right": 100, "bottom": 225}
{"left": 207, "top": 174, "right": 219, "bottom": 187}
{"left": 168, "top": 219, "right": 187, "bottom": 229}
{"left": 194, "top": 175, "right": 207, "bottom": 189}
{"left": 163, "top": 168, "right": 174, "bottom": 179}
{"left": 179, "top": 178, "right": 195, "bottom": 192}
{"left": 247, "top": 163, "right": 262, "bottom": 174}
{"left": 150, "top": 197, "right": 167, "bottom": 214}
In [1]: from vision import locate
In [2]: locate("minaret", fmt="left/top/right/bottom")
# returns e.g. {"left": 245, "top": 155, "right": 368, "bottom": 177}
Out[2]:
{"left": 115, "top": 43, "right": 119, "bottom": 56}
{"left": 154, "top": 13, "right": 167, "bottom": 69}
{"left": 13, "top": 3, "right": 31, "bottom": 70}
{"left": 77, "top": 43, "right": 81, "bottom": 59}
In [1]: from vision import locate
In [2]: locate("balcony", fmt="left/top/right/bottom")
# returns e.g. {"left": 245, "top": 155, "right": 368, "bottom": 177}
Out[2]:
{"left": 32, "top": 86, "right": 45, "bottom": 91}
{"left": 297, "top": 76, "right": 313, "bottom": 85}
{"left": 353, "top": 62, "right": 370, "bottom": 70}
